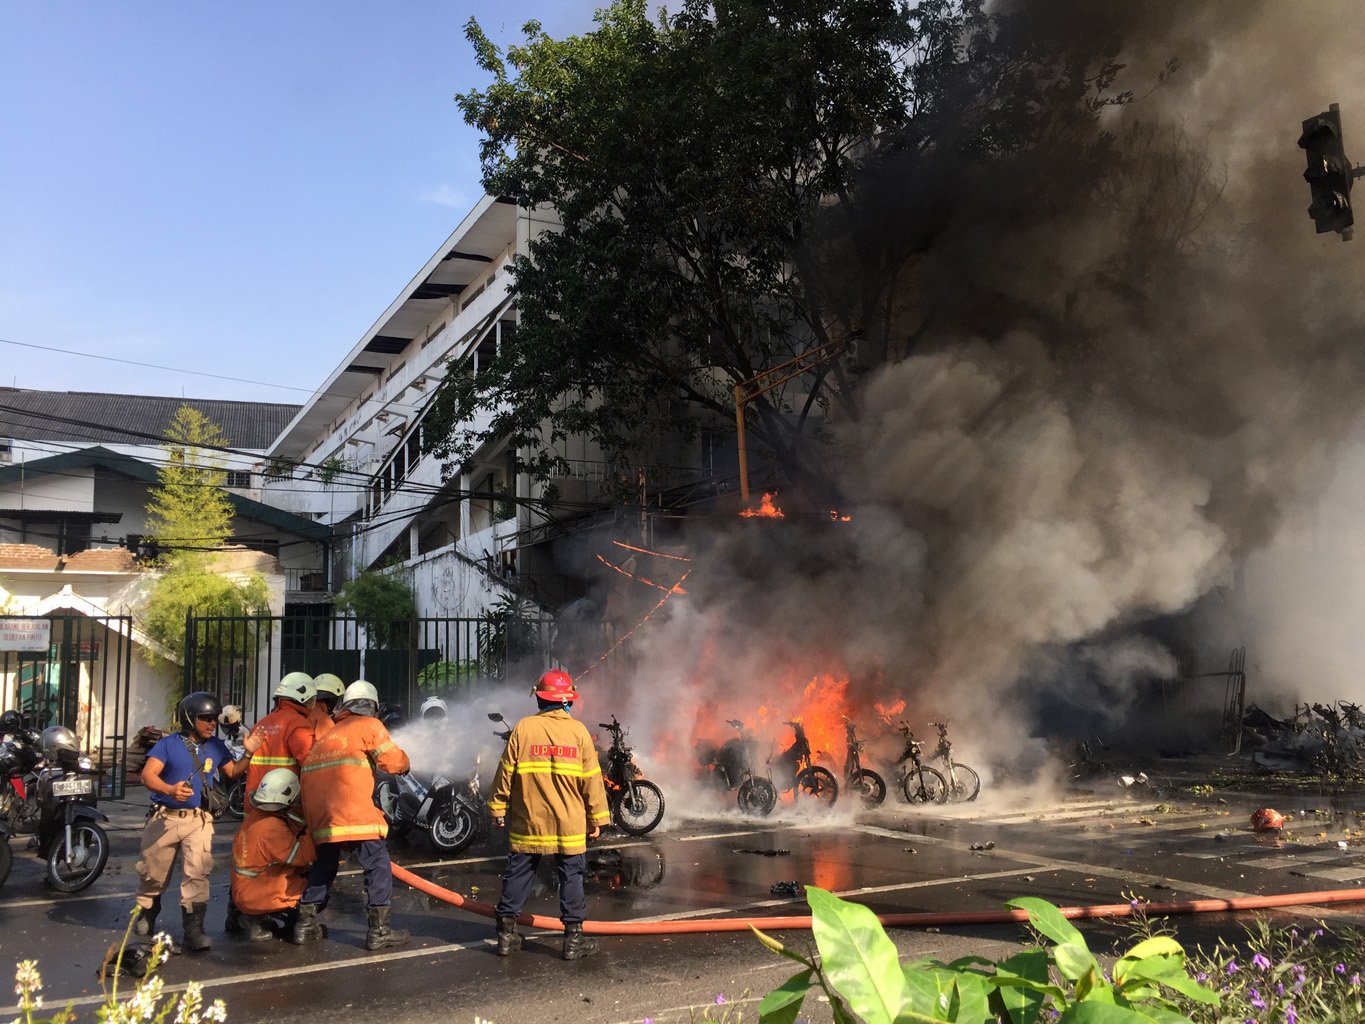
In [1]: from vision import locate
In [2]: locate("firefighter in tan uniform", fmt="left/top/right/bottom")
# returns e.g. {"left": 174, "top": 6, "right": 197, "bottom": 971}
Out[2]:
{"left": 490, "top": 669, "right": 610, "bottom": 960}
{"left": 293, "top": 680, "right": 411, "bottom": 950}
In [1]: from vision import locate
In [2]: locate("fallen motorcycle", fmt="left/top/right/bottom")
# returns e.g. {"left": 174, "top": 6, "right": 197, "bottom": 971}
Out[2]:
{"left": 597, "top": 715, "right": 665, "bottom": 835}
{"left": 376, "top": 766, "right": 475, "bottom": 854}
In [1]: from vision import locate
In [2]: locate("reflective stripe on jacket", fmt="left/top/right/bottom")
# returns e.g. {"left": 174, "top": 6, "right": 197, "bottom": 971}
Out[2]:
{"left": 243, "top": 701, "right": 314, "bottom": 822}
{"left": 300, "top": 711, "right": 409, "bottom": 844}
{"left": 229, "top": 810, "right": 315, "bottom": 914}
{"left": 488, "top": 708, "right": 610, "bottom": 856}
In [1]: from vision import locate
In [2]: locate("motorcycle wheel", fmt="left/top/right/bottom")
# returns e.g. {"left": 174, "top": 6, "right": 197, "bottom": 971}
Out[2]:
{"left": 947, "top": 763, "right": 981, "bottom": 802}
{"left": 903, "top": 767, "right": 948, "bottom": 805}
{"left": 225, "top": 780, "right": 246, "bottom": 821}
{"left": 851, "top": 769, "right": 886, "bottom": 808}
{"left": 0, "top": 837, "right": 12, "bottom": 888}
{"left": 428, "top": 805, "right": 479, "bottom": 854}
{"left": 46, "top": 821, "right": 110, "bottom": 893}
{"left": 614, "top": 780, "right": 665, "bottom": 836}
{"left": 737, "top": 777, "right": 777, "bottom": 817}
{"left": 795, "top": 767, "right": 839, "bottom": 807}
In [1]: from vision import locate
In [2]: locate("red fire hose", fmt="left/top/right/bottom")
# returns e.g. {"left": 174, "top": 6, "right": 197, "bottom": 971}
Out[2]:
{"left": 390, "top": 863, "right": 1365, "bottom": 935}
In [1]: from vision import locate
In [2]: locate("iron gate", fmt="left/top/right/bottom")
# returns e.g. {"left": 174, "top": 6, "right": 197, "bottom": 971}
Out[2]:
{"left": 183, "top": 612, "right": 557, "bottom": 722}
{"left": 0, "top": 614, "right": 134, "bottom": 798}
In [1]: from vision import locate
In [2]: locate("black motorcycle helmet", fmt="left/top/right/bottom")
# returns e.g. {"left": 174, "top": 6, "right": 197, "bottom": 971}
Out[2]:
{"left": 0, "top": 709, "right": 21, "bottom": 736}
{"left": 177, "top": 691, "right": 222, "bottom": 733}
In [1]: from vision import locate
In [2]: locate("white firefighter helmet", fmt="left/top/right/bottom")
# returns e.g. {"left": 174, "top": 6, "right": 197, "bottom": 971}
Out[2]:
{"left": 340, "top": 679, "right": 380, "bottom": 714}
{"left": 420, "top": 696, "right": 449, "bottom": 720}
{"left": 274, "top": 671, "right": 315, "bottom": 705}
{"left": 251, "top": 768, "right": 301, "bottom": 811}
{"left": 312, "top": 673, "right": 346, "bottom": 702}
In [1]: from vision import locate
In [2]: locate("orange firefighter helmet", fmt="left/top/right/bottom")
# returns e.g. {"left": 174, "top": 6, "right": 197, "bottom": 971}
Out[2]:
{"left": 533, "top": 668, "right": 578, "bottom": 702}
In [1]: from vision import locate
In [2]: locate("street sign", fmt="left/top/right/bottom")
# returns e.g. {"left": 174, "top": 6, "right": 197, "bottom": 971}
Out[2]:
{"left": 0, "top": 618, "right": 51, "bottom": 653}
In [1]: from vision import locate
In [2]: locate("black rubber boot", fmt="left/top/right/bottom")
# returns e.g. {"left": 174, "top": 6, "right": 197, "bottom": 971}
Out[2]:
{"left": 562, "top": 921, "right": 599, "bottom": 961}
{"left": 224, "top": 900, "right": 243, "bottom": 934}
{"left": 132, "top": 897, "right": 160, "bottom": 938}
{"left": 494, "top": 914, "right": 522, "bottom": 957}
{"left": 240, "top": 914, "right": 273, "bottom": 943}
{"left": 181, "top": 903, "right": 212, "bottom": 953}
{"left": 364, "top": 905, "right": 409, "bottom": 951}
{"left": 291, "top": 903, "right": 324, "bottom": 945}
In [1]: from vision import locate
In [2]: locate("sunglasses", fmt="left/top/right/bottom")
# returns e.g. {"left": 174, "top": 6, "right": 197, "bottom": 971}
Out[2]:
{"left": 195, "top": 714, "right": 218, "bottom": 723}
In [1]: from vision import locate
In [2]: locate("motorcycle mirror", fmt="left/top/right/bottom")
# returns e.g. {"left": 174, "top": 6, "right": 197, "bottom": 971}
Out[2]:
{"left": 488, "top": 712, "right": 505, "bottom": 722}
{"left": 725, "top": 719, "right": 743, "bottom": 728}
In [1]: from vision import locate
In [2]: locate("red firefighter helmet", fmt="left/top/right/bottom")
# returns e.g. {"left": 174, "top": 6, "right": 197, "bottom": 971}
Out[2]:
{"left": 534, "top": 669, "right": 578, "bottom": 702}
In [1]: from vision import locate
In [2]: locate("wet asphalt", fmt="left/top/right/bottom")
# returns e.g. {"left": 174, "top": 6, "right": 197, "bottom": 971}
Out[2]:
{"left": 1, "top": 775, "right": 1363, "bottom": 1024}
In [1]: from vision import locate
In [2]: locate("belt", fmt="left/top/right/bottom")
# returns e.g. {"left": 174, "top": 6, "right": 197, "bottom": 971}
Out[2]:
{"left": 152, "top": 806, "right": 206, "bottom": 819}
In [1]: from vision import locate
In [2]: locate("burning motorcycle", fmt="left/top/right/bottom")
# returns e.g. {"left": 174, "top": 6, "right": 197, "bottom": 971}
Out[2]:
{"left": 697, "top": 719, "right": 777, "bottom": 817}
{"left": 841, "top": 717, "right": 886, "bottom": 807}
{"left": 0, "top": 715, "right": 110, "bottom": 892}
{"left": 769, "top": 720, "right": 839, "bottom": 807}
{"left": 596, "top": 715, "right": 665, "bottom": 835}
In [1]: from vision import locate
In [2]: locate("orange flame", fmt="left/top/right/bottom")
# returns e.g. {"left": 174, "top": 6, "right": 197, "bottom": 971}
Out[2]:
{"left": 829, "top": 510, "right": 853, "bottom": 522}
{"left": 739, "top": 492, "right": 785, "bottom": 518}
{"left": 874, "top": 698, "right": 906, "bottom": 724}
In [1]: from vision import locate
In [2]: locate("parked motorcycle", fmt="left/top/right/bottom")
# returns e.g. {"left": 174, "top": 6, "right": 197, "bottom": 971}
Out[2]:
{"left": 769, "top": 720, "right": 839, "bottom": 807}
{"left": 892, "top": 722, "right": 947, "bottom": 805}
{"left": 219, "top": 731, "right": 247, "bottom": 821}
{"left": 0, "top": 715, "right": 110, "bottom": 892}
{"left": 597, "top": 715, "right": 665, "bottom": 835}
{"left": 376, "top": 767, "right": 474, "bottom": 854}
{"left": 841, "top": 716, "right": 887, "bottom": 807}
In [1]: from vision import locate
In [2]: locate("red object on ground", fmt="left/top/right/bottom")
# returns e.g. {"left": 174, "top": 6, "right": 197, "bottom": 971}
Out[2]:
{"left": 1251, "top": 807, "right": 1286, "bottom": 832}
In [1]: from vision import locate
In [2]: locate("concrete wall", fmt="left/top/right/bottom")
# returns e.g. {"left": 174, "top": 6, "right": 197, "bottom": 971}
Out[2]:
{"left": 0, "top": 466, "right": 94, "bottom": 512}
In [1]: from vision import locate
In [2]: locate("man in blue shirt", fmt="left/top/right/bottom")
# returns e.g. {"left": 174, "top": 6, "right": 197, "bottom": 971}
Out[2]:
{"left": 133, "top": 691, "right": 250, "bottom": 952}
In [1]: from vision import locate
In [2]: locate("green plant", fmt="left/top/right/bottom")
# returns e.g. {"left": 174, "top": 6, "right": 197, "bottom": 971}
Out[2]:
{"left": 751, "top": 887, "right": 1219, "bottom": 1023}
{"left": 316, "top": 454, "right": 353, "bottom": 487}
{"left": 478, "top": 594, "right": 543, "bottom": 681}
{"left": 417, "top": 659, "right": 481, "bottom": 694}
{"left": 336, "top": 569, "right": 416, "bottom": 648}
{"left": 143, "top": 406, "right": 234, "bottom": 572}
{"left": 1184, "top": 919, "right": 1365, "bottom": 1024}
{"left": 11, "top": 911, "right": 227, "bottom": 1022}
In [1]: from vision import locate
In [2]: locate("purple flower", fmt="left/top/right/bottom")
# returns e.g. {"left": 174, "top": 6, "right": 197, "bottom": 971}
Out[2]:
{"left": 1312, "top": 928, "right": 1324, "bottom": 939}
{"left": 1196, "top": 972, "right": 1209, "bottom": 983}
{"left": 715, "top": 995, "right": 727, "bottom": 1005}
{"left": 1250, "top": 989, "right": 1266, "bottom": 1010}
{"left": 1277, "top": 982, "right": 1285, "bottom": 995}
{"left": 1335, "top": 963, "right": 1347, "bottom": 975}
{"left": 1351, "top": 973, "right": 1361, "bottom": 987}
{"left": 1253, "top": 953, "right": 1272, "bottom": 970}
{"left": 1284, "top": 1003, "right": 1297, "bottom": 1024}
{"left": 1227, "top": 961, "right": 1240, "bottom": 975}
{"left": 644, "top": 1019, "right": 654, "bottom": 1024}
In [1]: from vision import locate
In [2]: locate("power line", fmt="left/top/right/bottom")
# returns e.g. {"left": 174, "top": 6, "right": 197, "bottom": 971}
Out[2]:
{"left": 0, "top": 337, "right": 320, "bottom": 395}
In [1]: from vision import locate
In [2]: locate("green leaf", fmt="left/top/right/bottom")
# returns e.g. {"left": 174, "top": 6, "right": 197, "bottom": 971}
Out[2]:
{"left": 1057, "top": 1003, "right": 1156, "bottom": 1024}
{"left": 992, "top": 951, "right": 1050, "bottom": 1024}
{"left": 950, "top": 973, "right": 994, "bottom": 1024}
{"left": 1054, "top": 942, "right": 1102, "bottom": 983}
{"left": 758, "top": 968, "right": 813, "bottom": 1024}
{"left": 1118, "top": 937, "right": 1184, "bottom": 964}
{"left": 1120, "top": 960, "right": 1220, "bottom": 1005}
{"left": 1006, "top": 898, "right": 1088, "bottom": 950}
{"left": 807, "top": 886, "right": 911, "bottom": 1024}
{"left": 902, "top": 964, "right": 956, "bottom": 1020}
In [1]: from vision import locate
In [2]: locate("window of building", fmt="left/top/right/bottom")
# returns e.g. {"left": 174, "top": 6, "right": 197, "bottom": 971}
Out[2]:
{"left": 225, "top": 470, "right": 251, "bottom": 488}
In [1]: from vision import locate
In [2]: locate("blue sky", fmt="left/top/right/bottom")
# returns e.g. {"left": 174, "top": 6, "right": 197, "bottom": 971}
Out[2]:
{"left": 0, "top": 2, "right": 601, "bottom": 404}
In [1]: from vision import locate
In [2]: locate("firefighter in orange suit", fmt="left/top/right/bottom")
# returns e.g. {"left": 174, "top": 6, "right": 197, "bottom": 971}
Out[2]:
{"left": 293, "top": 679, "right": 411, "bottom": 951}
{"left": 490, "top": 669, "right": 610, "bottom": 960}
{"left": 240, "top": 673, "right": 317, "bottom": 817}
{"left": 229, "top": 768, "right": 315, "bottom": 942}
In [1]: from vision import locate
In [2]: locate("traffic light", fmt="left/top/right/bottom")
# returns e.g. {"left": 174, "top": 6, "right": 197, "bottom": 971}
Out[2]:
{"left": 1298, "top": 103, "right": 1355, "bottom": 240}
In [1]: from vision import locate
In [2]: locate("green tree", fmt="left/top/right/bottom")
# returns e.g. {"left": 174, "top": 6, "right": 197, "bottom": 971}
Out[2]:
{"left": 144, "top": 406, "right": 234, "bottom": 568}
{"left": 335, "top": 568, "right": 416, "bottom": 648}
{"left": 140, "top": 405, "right": 270, "bottom": 714}
{"left": 438, "top": 1, "right": 1200, "bottom": 498}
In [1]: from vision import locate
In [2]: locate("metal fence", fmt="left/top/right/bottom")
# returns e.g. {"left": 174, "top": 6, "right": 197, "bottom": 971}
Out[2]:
{"left": 183, "top": 612, "right": 558, "bottom": 722}
{"left": 0, "top": 614, "right": 133, "bottom": 798}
